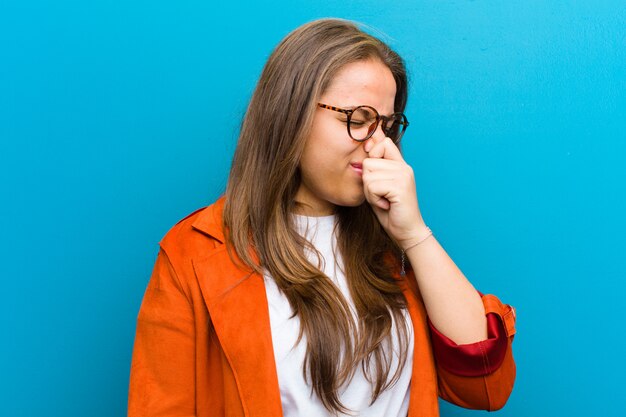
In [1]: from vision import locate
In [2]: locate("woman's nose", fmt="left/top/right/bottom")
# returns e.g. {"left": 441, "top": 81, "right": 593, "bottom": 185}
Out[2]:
{"left": 363, "top": 123, "right": 385, "bottom": 152}
{"left": 369, "top": 120, "right": 387, "bottom": 142}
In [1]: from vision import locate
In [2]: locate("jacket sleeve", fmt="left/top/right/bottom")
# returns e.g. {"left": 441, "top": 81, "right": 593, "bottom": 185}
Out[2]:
{"left": 430, "top": 294, "right": 517, "bottom": 411}
{"left": 128, "top": 248, "right": 196, "bottom": 417}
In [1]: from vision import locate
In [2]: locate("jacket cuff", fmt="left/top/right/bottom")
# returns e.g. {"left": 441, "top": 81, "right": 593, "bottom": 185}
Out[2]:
{"left": 429, "top": 294, "right": 516, "bottom": 377}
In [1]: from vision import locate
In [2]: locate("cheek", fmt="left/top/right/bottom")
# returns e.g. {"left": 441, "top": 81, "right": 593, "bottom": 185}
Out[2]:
{"left": 301, "top": 131, "right": 338, "bottom": 175}
{"left": 300, "top": 138, "right": 346, "bottom": 180}
{"left": 299, "top": 148, "right": 335, "bottom": 187}
{"left": 300, "top": 147, "right": 365, "bottom": 203}
{"left": 299, "top": 120, "right": 363, "bottom": 192}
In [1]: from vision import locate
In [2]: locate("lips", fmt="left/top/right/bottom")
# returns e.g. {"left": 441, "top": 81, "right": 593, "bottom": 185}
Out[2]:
{"left": 350, "top": 162, "right": 363, "bottom": 174}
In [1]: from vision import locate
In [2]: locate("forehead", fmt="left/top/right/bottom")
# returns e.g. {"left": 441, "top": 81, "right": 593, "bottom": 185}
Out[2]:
{"left": 321, "top": 59, "right": 397, "bottom": 114}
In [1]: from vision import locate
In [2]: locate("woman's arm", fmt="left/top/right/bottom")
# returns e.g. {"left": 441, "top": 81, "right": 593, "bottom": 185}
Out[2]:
{"left": 128, "top": 248, "right": 196, "bottom": 416}
{"left": 403, "top": 232, "right": 487, "bottom": 344}
{"left": 362, "top": 135, "right": 516, "bottom": 409}
{"left": 363, "top": 136, "right": 488, "bottom": 344}
{"left": 431, "top": 293, "right": 517, "bottom": 410}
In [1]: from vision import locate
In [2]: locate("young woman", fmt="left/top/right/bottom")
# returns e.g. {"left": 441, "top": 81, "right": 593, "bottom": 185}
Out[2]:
{"left": 128, "top": 18, "right": 516, "bottom": 417}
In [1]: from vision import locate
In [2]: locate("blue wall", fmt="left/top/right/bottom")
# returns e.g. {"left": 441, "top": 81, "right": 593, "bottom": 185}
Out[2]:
{"left": 1, "top": 1, "right": 624, "bottom": 415}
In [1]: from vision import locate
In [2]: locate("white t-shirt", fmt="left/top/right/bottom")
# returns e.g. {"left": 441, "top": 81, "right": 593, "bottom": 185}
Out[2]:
{"left": 263, "top": 214, "right": 414, "bottom": 417}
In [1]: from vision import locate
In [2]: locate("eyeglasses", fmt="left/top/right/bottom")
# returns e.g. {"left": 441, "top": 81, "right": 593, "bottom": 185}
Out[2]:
{"left": 317, "top": 103, "right": 409, "bottom": 144}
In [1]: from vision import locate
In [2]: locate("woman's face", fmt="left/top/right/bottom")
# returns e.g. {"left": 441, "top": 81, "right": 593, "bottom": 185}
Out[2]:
{"left": 295, "top": 59, "right": 397, "bottom": 216}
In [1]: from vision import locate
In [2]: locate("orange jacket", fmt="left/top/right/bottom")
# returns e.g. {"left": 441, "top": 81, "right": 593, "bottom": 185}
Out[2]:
{"left": 129, "top": 198, "right": 516, "bottom": 416}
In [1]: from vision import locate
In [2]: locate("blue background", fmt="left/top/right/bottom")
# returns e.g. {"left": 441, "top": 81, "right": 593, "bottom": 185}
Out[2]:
{"left": 1, "top": 1, "right": 625, "bottom": 415}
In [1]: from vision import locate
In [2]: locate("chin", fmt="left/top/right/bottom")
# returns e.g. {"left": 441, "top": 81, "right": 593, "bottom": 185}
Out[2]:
{"left": 334, "top": 193, "right": 366, "bottom": 208}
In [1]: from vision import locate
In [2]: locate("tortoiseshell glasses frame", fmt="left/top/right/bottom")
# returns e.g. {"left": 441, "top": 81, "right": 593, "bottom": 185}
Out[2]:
{"left": 317, "top": 103, "right": 409, "bottom": 144}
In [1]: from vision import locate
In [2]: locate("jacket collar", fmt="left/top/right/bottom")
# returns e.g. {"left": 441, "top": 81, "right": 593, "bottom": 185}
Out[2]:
{"left": 191, "top": 195, "right": 226, "bottom": 243}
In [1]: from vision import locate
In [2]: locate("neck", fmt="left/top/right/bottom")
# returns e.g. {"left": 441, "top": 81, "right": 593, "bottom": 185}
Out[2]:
{"left": 293, "top": 201, "right": 336, "bottom": 217}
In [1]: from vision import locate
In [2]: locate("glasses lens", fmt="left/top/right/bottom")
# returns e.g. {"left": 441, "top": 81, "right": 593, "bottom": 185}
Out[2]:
{"left": 348, "top": 106, "right": 379, "bottom": 140}
{"left": 383, "top": 114, "right": 407, "bottom": 143}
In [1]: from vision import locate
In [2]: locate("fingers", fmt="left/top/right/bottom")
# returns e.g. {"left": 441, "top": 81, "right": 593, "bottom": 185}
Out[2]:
{"left": 362, "top": 136, "right": 415, "bottom": 212}
{"left": 364, "top": 177, "right": 393, "bottom": 197}
{"left": 363, "top": 175, "right": 404, "bottom": 207}
{"left": 369, "top": 194, "right": 391, "bottom": 210}
{"left": 362, "top": 156, "right": 416, "bottom": 213}
{"left": 362, "top": 157, "right": 402, "bottom": 174}
{"left": 362, "top": 137, "right": 406, "bottom": 177}
{"left": 362, "top": 158, "right": 414, "bottom": 189}
{"left": 361, "top": 137, "right": 423, "bottom": 239}
{"left": 364, "top": 136, "right": 403, "bottom": 161}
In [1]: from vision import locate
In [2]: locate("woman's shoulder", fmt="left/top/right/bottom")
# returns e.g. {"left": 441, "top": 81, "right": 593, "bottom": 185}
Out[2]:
{"left": 159, "top": 196, "right": 227, "bottom": 260}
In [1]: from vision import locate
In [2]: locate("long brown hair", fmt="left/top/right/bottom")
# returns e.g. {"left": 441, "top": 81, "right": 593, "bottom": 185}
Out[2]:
{"left": 223, "top": 19, "right": 410, "bottom": 413}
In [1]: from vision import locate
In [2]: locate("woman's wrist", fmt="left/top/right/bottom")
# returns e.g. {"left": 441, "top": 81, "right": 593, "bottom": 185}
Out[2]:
{"left": 399, "top": 225, "right": 433, "bottom": 252}
{"left": 399, "top": 225, "right": 433, "bottom": 276}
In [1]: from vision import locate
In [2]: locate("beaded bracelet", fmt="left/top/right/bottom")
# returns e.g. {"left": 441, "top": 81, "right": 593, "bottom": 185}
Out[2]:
{"left": 400, "top": 227, "right": 433, "bottom": 276}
